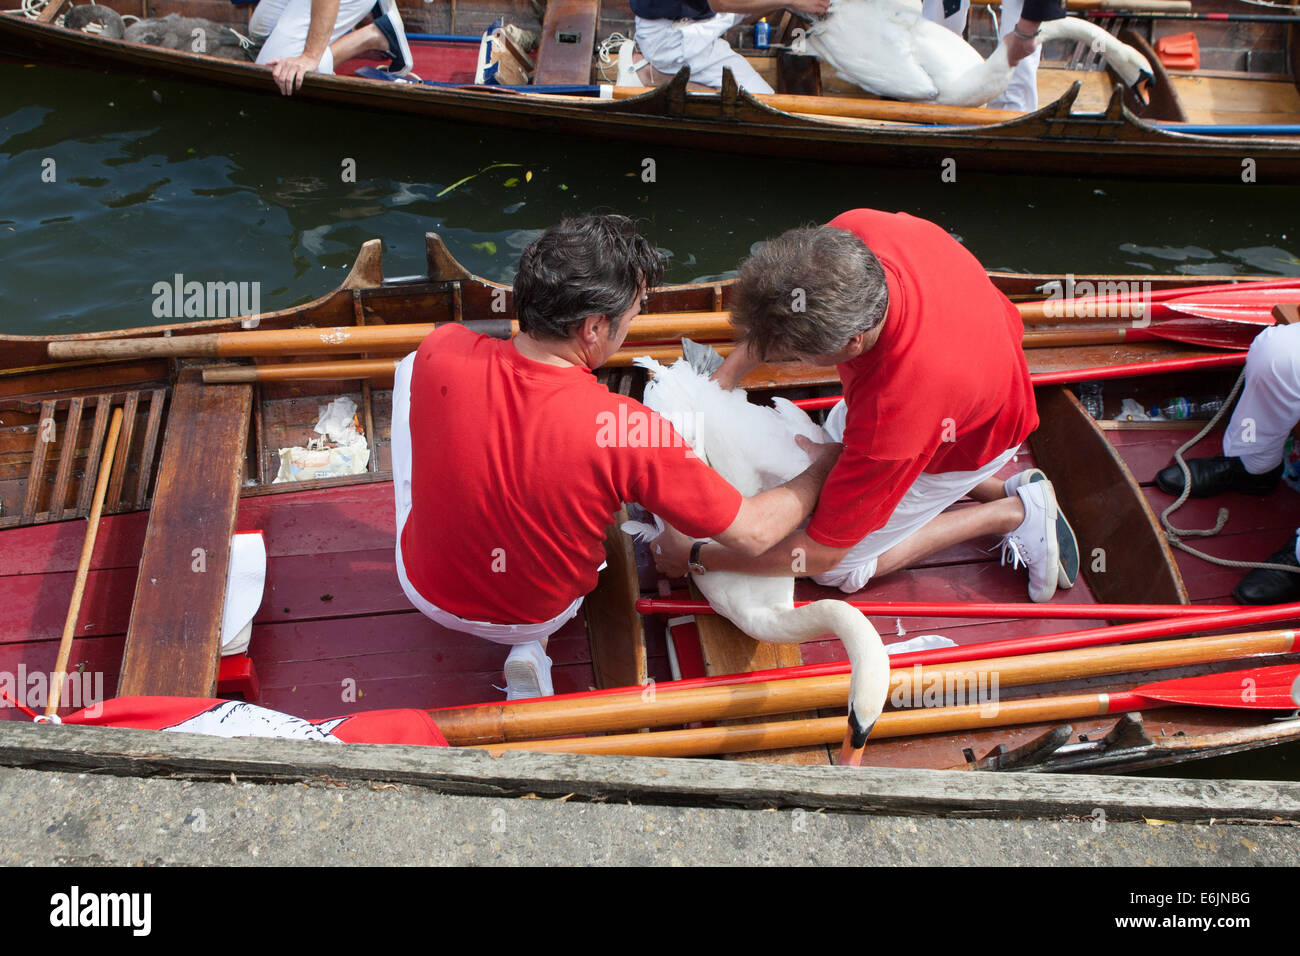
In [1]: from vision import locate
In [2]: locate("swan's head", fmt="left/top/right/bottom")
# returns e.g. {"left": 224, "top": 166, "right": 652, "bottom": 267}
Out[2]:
{"left": 837, "top": 610, "right": 891, "bottom": 765}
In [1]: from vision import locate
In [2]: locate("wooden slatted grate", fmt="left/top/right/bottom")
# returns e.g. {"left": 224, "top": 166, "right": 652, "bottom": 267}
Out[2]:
{"left": 0, "top": 388, "right": 168, "bottom": 528}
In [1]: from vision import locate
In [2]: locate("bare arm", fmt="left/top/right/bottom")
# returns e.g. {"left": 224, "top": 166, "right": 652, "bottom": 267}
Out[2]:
{"left": 710, "top": 435, "right": 840, "bottom": 555}
{"left": 711, "top": 339, "right": 763, "bottom": 390}
{"left": 267, "top": 0, "right": 340, "bottom": 95}
{"left": 710, "top": 0, "right": 829, "bottom": 18}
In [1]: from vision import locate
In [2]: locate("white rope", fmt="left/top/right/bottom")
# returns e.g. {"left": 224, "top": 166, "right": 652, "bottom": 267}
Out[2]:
{"left": 21, "top": 0, "right": 49, "bottom": 19}
{"left": 1159, "top": 369, "right": 1300, "bottom": 575}
{"left": 596, "top": 31, "right": 631, "bottom": 64}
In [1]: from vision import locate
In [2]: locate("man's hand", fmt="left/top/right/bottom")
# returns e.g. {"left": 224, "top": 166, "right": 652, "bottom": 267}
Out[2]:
{"left": 650, "top": 523, "right": 694, "bottom": 578}
{"left": 796, "top": 433, "right": 842, "bottom": 474}
{"left": 1006, "top": 19, "right": 1040, "bottom": 66}
{"left": 268, "top": 54, "right": 322, "bottom": 96}
{"left": 789, "top": 0, "right": 830, "bottom": 16}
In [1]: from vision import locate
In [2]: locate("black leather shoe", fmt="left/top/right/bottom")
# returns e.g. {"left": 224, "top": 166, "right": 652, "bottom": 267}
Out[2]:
{"left": 1155, "top": 456, "right": 1282, "bottom": 498}
{"left": 1234, "top": 534, "right": 1300, "bottom": 605}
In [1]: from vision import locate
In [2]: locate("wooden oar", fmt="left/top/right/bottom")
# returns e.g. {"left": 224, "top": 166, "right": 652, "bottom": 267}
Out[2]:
{"left": 195, "top": 323, "right": 1157, "bottom": 383}
{"left": 610, "top": 86, "right": 1025, "bottom": 127}
{"left": 468, "top": 664, "right": 1300, "bottom": 759}
{"left": 44, "top": 406, "right": 124, "bottom": 718}
{"left": 431, "top": 629, "right": 1297, "bottom": 744}
{"left": 46, "top": 277, "right": 1300, "bottom": 366}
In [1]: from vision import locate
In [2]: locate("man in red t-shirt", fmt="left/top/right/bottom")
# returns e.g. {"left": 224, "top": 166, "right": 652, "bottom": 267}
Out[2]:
{"left": 391, "top": 215, "right": 841, "bottom": 700}
{"left": 654, "top": 209, "right": 1078, "bottom": 602}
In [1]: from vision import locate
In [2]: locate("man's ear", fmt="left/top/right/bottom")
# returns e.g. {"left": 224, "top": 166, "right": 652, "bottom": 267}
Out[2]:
{"left": 578, "top": 314, "right": 607, "bottom": 343}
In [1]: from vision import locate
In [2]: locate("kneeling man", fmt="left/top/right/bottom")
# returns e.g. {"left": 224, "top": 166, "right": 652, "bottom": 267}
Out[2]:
{"left": 393, "top": 215, "right": 840, "bottom": 699}
{"left": 656, "top": 208, "right": 1079, "bottom": 601}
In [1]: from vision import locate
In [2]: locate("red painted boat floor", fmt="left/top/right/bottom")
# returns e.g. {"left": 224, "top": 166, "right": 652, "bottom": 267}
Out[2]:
{"left": 337, "top": 39, "right": 480, "bottom": 85}
{"left": 5, "top": 425, "right": 1297, "bottom": 726}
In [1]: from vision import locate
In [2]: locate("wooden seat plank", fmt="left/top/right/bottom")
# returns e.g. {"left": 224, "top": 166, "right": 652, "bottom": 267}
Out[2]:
{"left": 689, "top": 581, "right": 831, "bottom": 765}
{"left": 117, "top": 371, "right": 251, "bottom": 698}
{"left": 534, "top": 0, "right": 600, "bottom": 86}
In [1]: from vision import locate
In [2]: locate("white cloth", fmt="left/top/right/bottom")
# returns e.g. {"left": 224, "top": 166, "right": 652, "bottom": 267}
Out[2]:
{"left": 812, "top": 401, "right": 1022, "bottom": 592}
{"left": 634, "top": 13, "right": 774, "bottom": 94}
{"left": 390, "top": 352, "right": 583, "bottom": 646}
{"left": 922, "top": 0, "right": 1039, "bottom": 112}
{"left": 1222, "top": 323, "right": 1300, "bottom": 476}
{"left": 250, "top": 0, "right": 375, "bottom": 73}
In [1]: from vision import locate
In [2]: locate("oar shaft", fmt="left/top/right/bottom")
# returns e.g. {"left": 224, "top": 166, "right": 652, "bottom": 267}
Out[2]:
{"left": 202, "top": 359, "right": 401, "bottom": 384}
{"left": 471, "top": 692, "right": 1132, "bottom": 758}
{"left": 432, "top": 629, "right": 1296, "bottom": 744}
{"left": 635, "top": 597, "right": 1242, "bottom": 620}
{"left": 46, "top": 407, "right": 124, "bottom": 717}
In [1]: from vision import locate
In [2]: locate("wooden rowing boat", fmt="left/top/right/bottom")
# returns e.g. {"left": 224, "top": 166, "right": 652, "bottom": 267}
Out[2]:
{"left": 4, "top": 0, "right": 1300, "bottom": 180}
{"left": 3, "top": 235, "right": 1299, "bottom": 774}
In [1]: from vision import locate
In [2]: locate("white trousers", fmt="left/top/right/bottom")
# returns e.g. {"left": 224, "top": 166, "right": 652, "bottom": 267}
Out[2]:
{"left": 634, "top": 13, "right": 775, "bottom": 94}
{"left": 812, "top": 400, "right": 1023, "bottom": 592}
{"left": 250, "top": 0, "right": 374, "bottom": 73}
{"left": 390, "top": 353, "right": 584, "bottom": 646}
{"left": 1222, "top": 323, "right": 1300, "bottom": 476}
{"left": 922, "top": 0, "right": 1040, "bottom": 112}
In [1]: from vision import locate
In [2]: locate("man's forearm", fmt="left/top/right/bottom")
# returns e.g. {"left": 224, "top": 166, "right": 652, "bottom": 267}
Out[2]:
{"left": 701, "top": 529, "right": 845, "bottom": 577}
{"left": 708, "top": 0, "right": 784, "bottom": 16}
{"left": 713, "top": 446, "right": 838, "bottom": 555}
{"left": 302, "top": 0, "right": 340, "bottom": 61}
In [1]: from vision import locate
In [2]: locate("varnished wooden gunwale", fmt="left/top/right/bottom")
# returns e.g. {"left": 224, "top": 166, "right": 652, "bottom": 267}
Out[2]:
{"left": 4, "top": 0, "right": 1300, "bottom": 181}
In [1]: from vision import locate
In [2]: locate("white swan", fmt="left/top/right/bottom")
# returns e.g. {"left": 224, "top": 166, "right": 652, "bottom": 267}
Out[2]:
{"left": 793, "top": 0, "right": 1153, "bottom": 108}
{"left": 623, "top": 342, "right": 891, "bottom": 764}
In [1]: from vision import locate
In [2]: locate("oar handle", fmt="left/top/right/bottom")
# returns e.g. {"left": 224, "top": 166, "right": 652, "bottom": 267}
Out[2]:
{"left": 46, "top": 407, "right": 124, "bottom": 717}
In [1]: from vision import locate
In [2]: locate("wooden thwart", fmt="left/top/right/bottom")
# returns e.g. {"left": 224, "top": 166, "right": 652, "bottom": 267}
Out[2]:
{"left": 117, "top": 370, "right": 251, "bottom": 698}
{"left": 689, "top": 582, "right": 829, "bottom": 765}
{"left": 534, "top": 0, "right": 600, "bottom": 86}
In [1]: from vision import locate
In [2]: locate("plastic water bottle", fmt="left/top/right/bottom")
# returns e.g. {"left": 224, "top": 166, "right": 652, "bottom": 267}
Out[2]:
{"left": 754, "top": 18, "right": 770, "bottom": 49}
{"left": 1150, "top": 397, "right": 1225, "bottom": 420}
{"left": 1077, "top": 382, "right": 1104, "bottom": 419}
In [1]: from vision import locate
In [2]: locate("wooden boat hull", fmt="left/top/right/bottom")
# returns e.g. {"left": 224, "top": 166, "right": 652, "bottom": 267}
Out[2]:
{"left": 5, "top": 0, "right": 1300, "bottom": 181}
{"left": 3, "top": 236, "right": 1298, "bottom": 775}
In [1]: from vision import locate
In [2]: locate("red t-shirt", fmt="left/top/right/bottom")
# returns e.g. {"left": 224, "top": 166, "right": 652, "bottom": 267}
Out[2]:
{"left": 806, "top": 209, "right": 1038, "bottom": 549}
{"left": 400, "top": 324, "right": 743, "bottom": 624}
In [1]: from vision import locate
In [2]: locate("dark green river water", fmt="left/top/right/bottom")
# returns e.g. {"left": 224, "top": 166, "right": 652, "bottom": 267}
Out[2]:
{"left": 3, "top": 58, "right": 1300, "bottom": 336}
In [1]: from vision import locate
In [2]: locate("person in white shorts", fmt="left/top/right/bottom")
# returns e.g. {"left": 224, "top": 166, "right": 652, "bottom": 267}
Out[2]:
{"left": 252, "top": 0, "right": 411, "bottom": 95}
{"left": 1155, "top": 322, "right": 1300, "bottom": 604}
{"left": 631, "top": 0, "right": 829, "bottom": 95}
{"left": 923, "top": 0, "right": 1066, "bottom": 111}
{"left": 651, "top": 209, "right": 1080, "bottom": 603}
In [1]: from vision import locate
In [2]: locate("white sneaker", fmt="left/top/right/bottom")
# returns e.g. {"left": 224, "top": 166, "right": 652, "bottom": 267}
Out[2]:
{"left": 503, "top": 641, "right": 554, "bottom": 701}
{"left": 1002, "top": 467, "right": 1046, "bottom": 498}
{"left": 1001, "top": 481, "right": 1060, "bottom": 603}
{"left": 1002, "top": 468, "right": 1078, "bottom": 590}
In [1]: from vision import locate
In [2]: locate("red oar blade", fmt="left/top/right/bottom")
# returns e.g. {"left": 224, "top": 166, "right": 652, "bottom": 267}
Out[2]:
{"left": 1134, "top": 664, "right": 1300, "bottom": 711}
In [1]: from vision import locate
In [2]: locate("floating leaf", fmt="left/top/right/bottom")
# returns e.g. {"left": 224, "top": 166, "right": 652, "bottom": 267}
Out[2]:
{"left": 473, "top": 241, "right": 498, "bottom": 255}
{"left": 559, "top": 184, "right": 569, "bottom": 191}
{"left": 525, "top": 170, "right": 533, "bottom": 182}
{"left": 503, "top": 177, "right": 520, "bottom": 187}
{"left": 434, "top": 162, "right": 523, "bottom": 198}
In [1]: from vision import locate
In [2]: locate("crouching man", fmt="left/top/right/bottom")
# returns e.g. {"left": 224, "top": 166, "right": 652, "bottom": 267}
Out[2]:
{"left": 655, "top": 208, "right": 1079, "bottom": 602}
{"left": 392, "top": 214, "right": 841, "bottom": 699}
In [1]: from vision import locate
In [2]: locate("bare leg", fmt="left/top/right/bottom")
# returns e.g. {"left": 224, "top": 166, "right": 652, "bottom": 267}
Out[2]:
{"left": 329, "top": 22, "right": 386, "bottom": 62}
{"left": 967, "top": 475, "right": 1008, "bottom": 502}
{"left": 873, "top": 497, "right": 1024, "bottom": 578}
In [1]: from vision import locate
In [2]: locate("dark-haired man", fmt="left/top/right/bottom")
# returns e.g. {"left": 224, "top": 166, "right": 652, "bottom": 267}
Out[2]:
{"left": 391, "top": 215, "right": 841, "bottom": 699}
{"left": 655, "top": 208, "right": 1079, "bottom": 603}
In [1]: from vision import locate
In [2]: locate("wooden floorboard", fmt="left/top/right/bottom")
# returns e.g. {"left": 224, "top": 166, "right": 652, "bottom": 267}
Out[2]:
{"left": 118, "top": 372, "right": 251, "bottom": 698}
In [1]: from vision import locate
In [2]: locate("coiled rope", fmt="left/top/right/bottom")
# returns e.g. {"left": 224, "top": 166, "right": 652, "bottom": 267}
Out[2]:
{"left": 1159, "top": 367, "right": 1300, "bottom": 575}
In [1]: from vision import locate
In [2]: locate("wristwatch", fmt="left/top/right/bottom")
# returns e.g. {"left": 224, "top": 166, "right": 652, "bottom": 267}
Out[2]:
{"left": 688, "top": 540, "right": 708, "bottom": 575}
